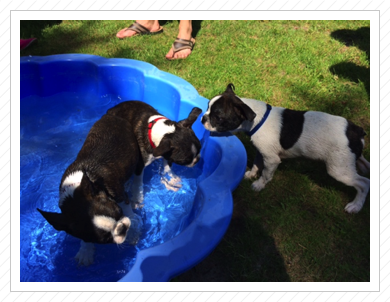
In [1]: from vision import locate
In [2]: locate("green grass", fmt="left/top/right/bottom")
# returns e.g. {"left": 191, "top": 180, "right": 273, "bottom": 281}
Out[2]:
{"left": 21, "top": 20, "right": 370, "bottom": 282}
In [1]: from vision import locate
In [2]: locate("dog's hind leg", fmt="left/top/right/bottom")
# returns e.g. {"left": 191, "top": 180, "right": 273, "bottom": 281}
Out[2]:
{"left": 245, "top": 150, "right": 264, "bottom": 179}
{"left": 344, "top": 175, "right": 370, "bottom": 214}
{"left": 357, "top": 155, "right": 370, "bottom": 175}
{"left": 131, "top": 170, "right": 144, "bottom": 209}
{"left": 326, "top": 158, "right": 370, "bottom": 213}
{"left": 75, "top": 241, "right": 95, "bottom": 266}
{"left": 251, "top": 155, "right": 281, "bottom": 192}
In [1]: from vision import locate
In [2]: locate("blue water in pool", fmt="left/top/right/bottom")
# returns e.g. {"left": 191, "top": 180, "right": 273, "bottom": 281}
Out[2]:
{"left": 20, "top": 92, "right": 202, "bottom": 282}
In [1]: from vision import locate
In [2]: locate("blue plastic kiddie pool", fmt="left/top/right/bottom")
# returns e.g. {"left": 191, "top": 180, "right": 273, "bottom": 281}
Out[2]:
{"left": 20, "top": 54, "right": 246, "bottom": 282}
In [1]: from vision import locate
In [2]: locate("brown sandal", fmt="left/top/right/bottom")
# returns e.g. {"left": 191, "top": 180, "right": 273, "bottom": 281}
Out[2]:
{"left": 172, "top": 37, "right": 195, "bottom": 54}
{"left": 119, "top": 22, "right": 163, "bottom": 38}
{"left": 166, "top": 37, "right": 195, "bottom": 60}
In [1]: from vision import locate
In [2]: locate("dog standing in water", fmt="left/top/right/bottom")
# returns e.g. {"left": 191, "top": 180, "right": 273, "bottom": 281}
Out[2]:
{"left": 38, "top": 101, "right": 202, "bottom": 265}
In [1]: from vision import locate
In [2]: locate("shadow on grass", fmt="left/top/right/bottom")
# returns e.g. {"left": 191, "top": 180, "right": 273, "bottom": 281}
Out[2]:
{"left": 329, "top": 27, "right": 370, "bottom": 94}
{"left": 174, "top": 131, "right": 290, "bottom": 282}
{"left": 20, "top": 20, "right": 203, "bottom": 62}
{"left": 20, "top": 20, "right": 62, "bottom": 39}
{"left": 231, "top": 133, "right": 370, "bottom": 282}
{"left": 175, "top": 198, "right": 291, "bottom": 282}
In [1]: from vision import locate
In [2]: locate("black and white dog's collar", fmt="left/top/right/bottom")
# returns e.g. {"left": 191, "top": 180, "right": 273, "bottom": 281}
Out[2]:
{"left": 247, "top": 104, "right": 272, "bottom": 136}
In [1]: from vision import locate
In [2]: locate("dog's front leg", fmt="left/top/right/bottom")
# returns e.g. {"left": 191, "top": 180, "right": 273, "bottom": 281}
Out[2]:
{"left": 161, "top": 159, "right": 182, "bottom": 191}
{"left": 251, "top": 155, "right": 281, "bottom": 192}
{"left": 245, "top": 150, "right": 264, "bottom": 179}
{"left": 74, "top": 241, "right": 95, "bottom": 266}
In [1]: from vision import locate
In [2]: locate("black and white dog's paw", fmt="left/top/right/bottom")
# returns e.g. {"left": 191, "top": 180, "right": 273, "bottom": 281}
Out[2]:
{"left": 161, "top": 174, "right": 182, "bottom": 192}
{"left": 251, "top": 178, "right": 266, "bottom": 192}
{"left": 75, "top": 241, "right": 95, "bottom": 266}
{"left": 244, "top": 170, "right": 257, "bottom": 179}
{"left": 130, "top": 177, "right": 144, "bottom": 209}
{"left": 345, "top": 201, "right": 364, "bottom": 214}
{"left": 130, "top": 191, "right": 144, "bottom": 209}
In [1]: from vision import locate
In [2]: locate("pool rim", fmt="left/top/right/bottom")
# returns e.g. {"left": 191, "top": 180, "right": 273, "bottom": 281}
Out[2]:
{"left": 20, "top": 54, "right": 247, "bottom": 282}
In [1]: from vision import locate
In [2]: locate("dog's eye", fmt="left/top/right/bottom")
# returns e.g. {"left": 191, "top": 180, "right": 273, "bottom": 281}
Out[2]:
{"left": 215, "top": 116, "right": 222, "bottom": 122}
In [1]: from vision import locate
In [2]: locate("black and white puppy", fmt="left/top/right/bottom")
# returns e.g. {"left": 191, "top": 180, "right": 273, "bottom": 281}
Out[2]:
{"left": 106, "top": 101, "right": 202, "bottom": 208}
{"left": 37, "top": 114, "right": 141, "bottom": 265}
{"left": 38, "top": 101, "right": 202, "bottom": 265}
{"left": 202, "top": 84, "right": 370, "bottom": 213}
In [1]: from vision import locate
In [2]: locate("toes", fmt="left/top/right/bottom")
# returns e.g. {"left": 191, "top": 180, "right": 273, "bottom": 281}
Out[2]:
{"left": 116, "top": 28, "right": 137, "bottom": 38}
{"left": 174, "top": 49, "right": 191, "bottom": 59}
{"left": 166, "top": 47, "right": 193, "bottom": 60}
{"left": 165, "top": 48, "right": 174, "bottom": 60}
{"left": 116, "top": 29, "right": 127, "bottom": 38}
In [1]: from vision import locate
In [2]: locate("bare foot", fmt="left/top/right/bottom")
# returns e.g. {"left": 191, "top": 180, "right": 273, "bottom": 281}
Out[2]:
{"left": 116, "top": 20, "right": 161, "bottom": 39}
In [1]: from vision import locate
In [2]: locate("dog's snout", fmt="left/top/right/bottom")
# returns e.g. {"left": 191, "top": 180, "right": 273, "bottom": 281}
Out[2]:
{"left": 201, "top": 115, "right": 207, "bottom": 124}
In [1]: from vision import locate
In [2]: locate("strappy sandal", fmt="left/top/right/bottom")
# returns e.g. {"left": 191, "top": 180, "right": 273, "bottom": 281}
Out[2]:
{"left": 118, "top": 22, "right": 163, "bottom": 38}
{"left": 167, "top": 37, "right": 195, "bottom": 60}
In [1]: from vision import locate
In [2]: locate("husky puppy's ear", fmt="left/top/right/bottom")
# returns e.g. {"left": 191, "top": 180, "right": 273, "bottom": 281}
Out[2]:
{"left": 178, "top": 107, "right": 202, "bottom": 128}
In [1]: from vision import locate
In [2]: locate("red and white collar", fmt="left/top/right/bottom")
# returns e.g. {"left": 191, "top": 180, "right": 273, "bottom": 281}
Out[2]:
{"left": 148, "top": 117, "right": 168, "bottom": 148}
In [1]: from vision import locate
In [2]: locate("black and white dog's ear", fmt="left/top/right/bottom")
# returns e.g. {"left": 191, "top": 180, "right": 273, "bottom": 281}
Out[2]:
{"left": 81, "top": 172, "right": 104, "bottom": 195}
{"left": 225, "top": 83, "right": 235, "bottom": 93}
{"left": 234, "top": 101, "right": 257, "bottom": 122}
{"left": 37, "top": 208, "right": 69, "bottom": 232}
{"left": 153, "top": 138, "right": 172, "bottom": 158}
{"left": 178, "top": 107, "right": 202, "bottom": 128}
{"left": 224, "top": 83, "right": 256, "bottom": 121}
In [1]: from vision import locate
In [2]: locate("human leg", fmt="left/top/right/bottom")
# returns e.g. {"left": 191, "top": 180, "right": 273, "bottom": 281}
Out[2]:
{"left": 165, "top": 20, "right": 195, "bottom": 60}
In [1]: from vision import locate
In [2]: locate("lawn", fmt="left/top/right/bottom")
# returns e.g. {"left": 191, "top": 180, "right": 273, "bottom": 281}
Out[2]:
{"left": 20, "top": 20, "right": 370, "bottom": 282}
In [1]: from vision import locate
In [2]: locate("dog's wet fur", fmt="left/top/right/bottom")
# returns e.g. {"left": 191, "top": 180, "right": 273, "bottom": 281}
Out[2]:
{"left": 37, "top": 101, "right": 202, "bottom": 265}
